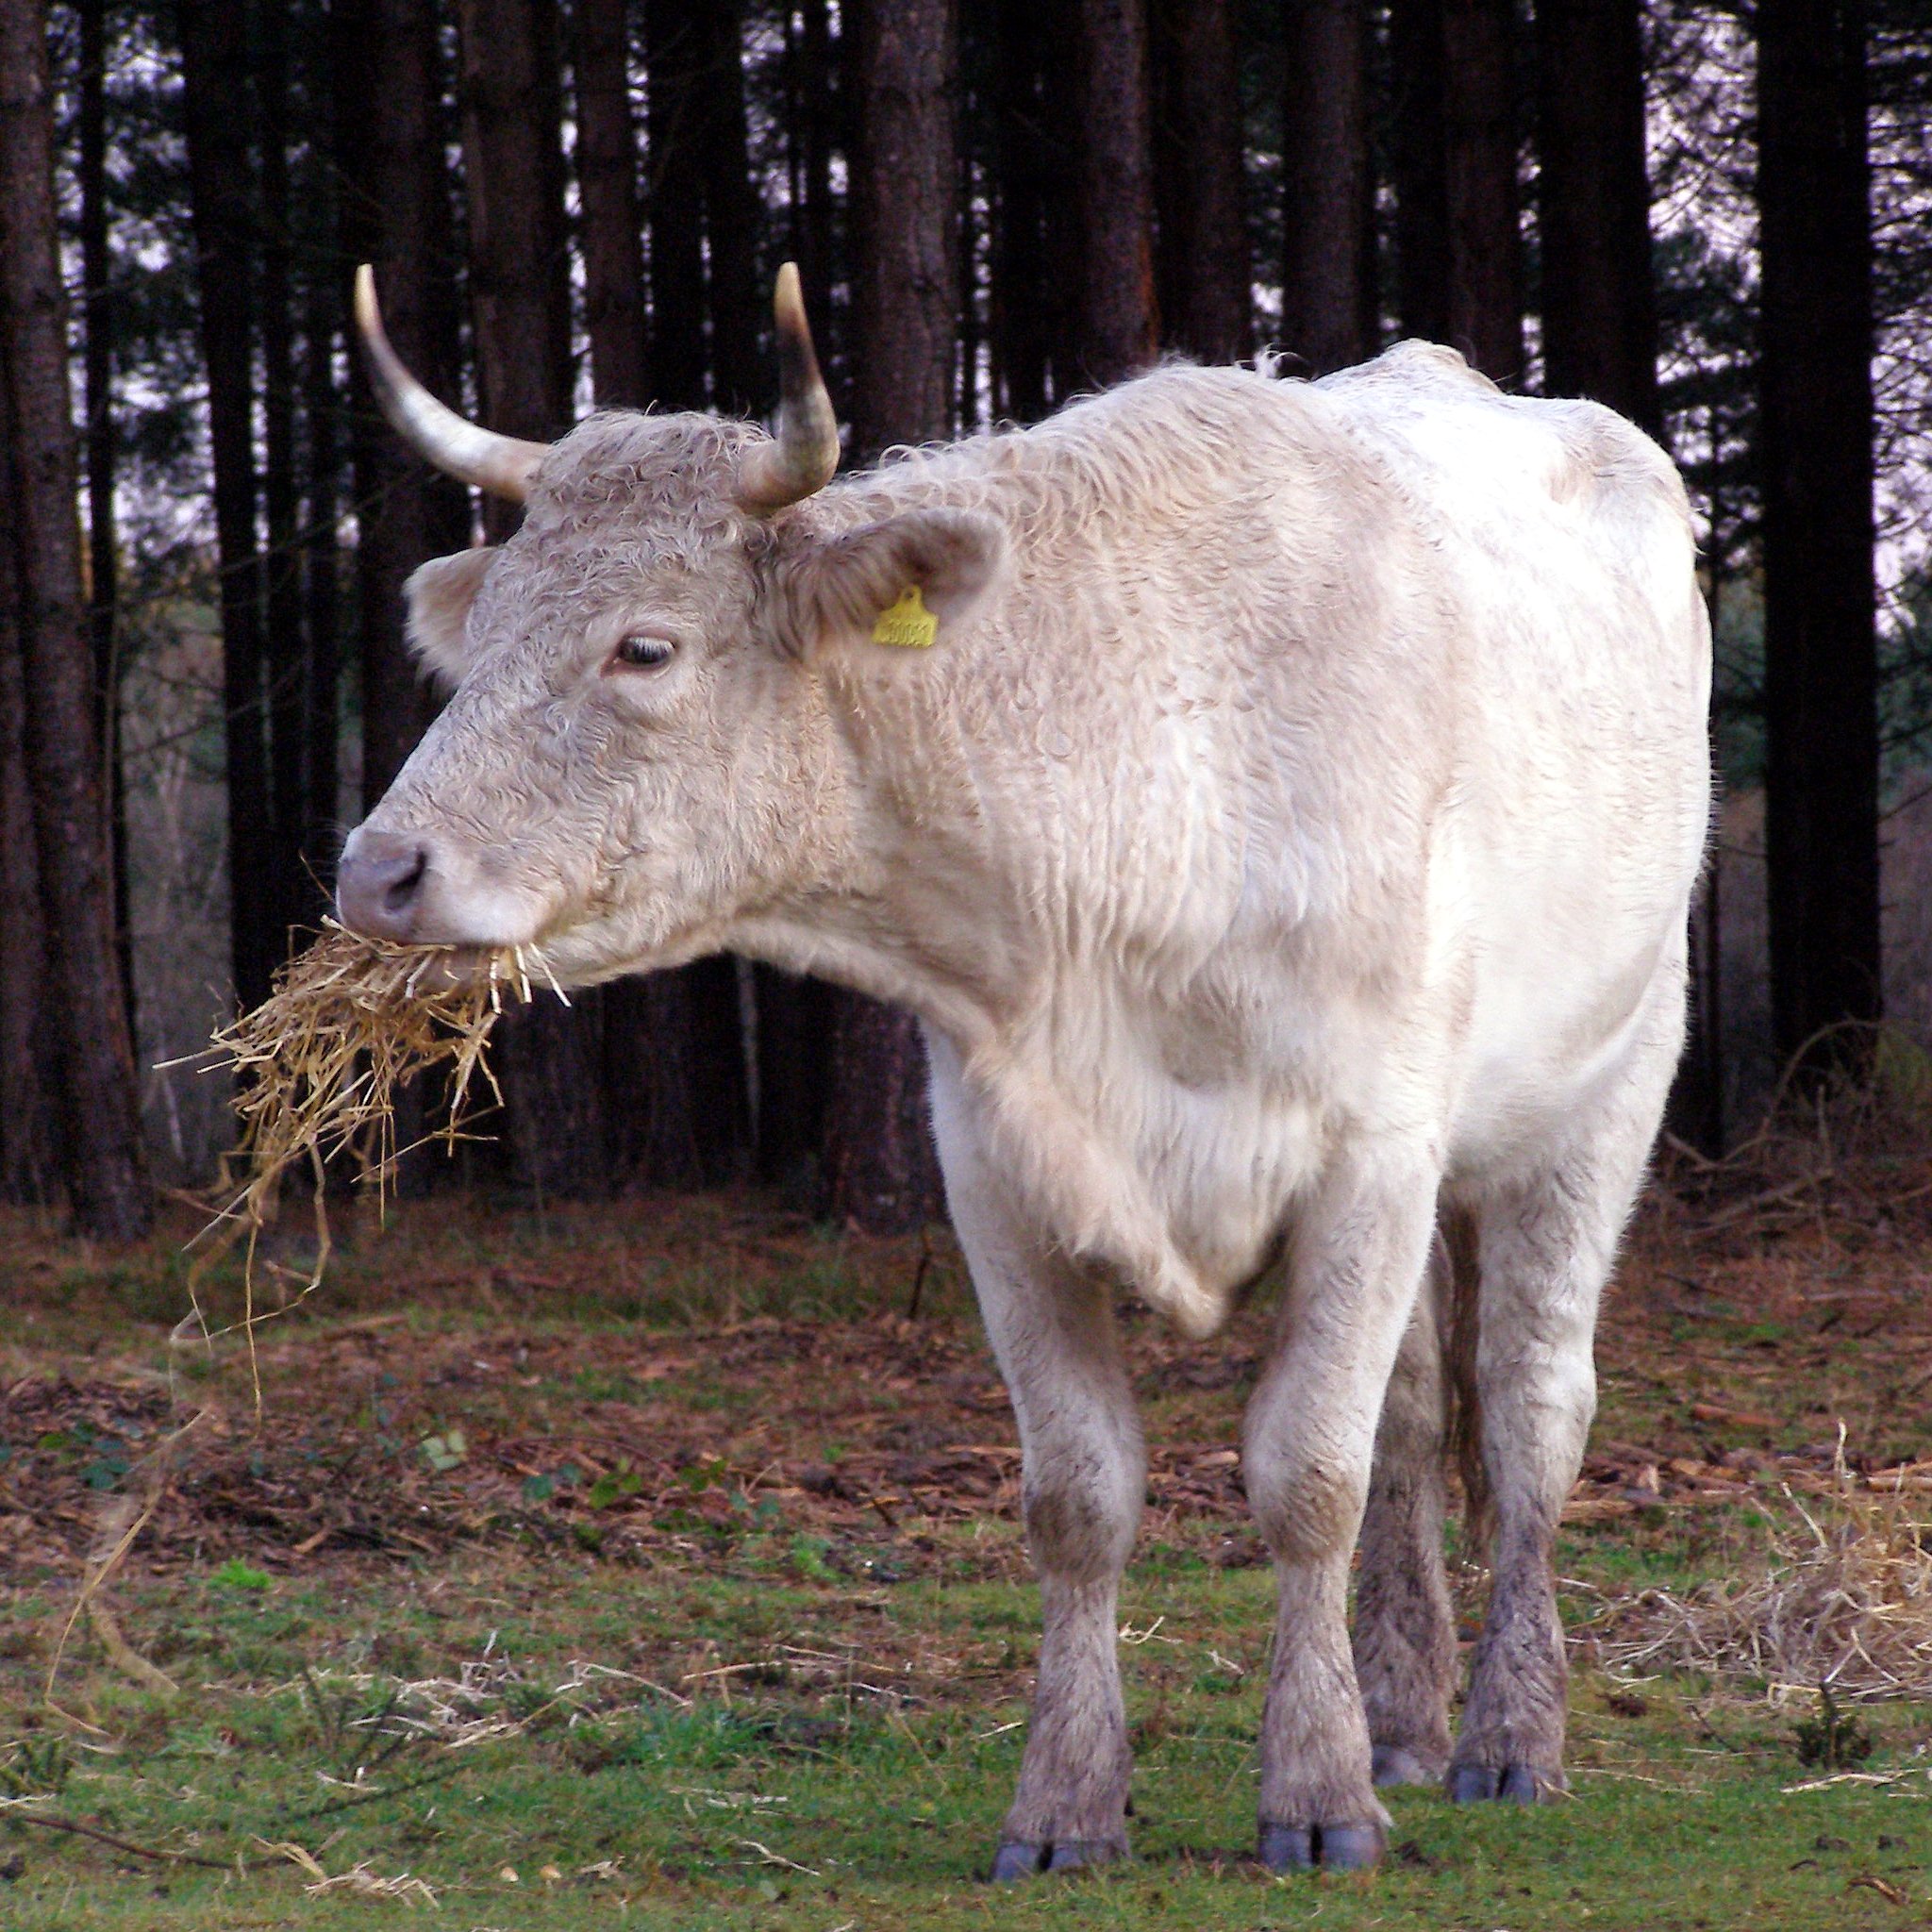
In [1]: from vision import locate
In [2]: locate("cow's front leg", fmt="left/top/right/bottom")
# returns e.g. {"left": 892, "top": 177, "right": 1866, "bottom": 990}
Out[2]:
{"left": 927, "top": 1042, "right": 1143, "bottom": 1883}
{"left": 1243, "top": 1150, "right": 1440, "bottom": 1873}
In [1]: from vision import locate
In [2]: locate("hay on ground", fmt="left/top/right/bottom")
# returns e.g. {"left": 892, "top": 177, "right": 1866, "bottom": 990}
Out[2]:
{"left": 1584, "top": 1472, "right": 1932, "bottom": 1704}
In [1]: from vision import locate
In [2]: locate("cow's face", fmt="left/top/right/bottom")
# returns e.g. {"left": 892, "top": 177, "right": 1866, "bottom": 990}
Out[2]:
{"left": 334, "top": 270, "right": 1001, "bottom": 985}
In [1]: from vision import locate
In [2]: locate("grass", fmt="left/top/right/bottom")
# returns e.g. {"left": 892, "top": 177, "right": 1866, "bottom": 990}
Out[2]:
{"left": 2, "top": 1558, "right": 1927, "bottom": 1929}
{"left": 4, "top": 1141, "right": 1932, "bottom": 1929}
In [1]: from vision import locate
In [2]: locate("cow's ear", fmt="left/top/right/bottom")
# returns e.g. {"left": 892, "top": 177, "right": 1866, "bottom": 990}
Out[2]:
{"left": 770, "top": 508, "right": 1006, "bottom": 661}
{"left": 404, "top": 546, "right": 498, "bottom": 688}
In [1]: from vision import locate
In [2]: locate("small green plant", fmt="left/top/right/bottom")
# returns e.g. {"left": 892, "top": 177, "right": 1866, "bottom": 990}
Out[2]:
{"left": 0, "top": 1734, "right": 72, "bottom": 1799}
{"left": 208, "top": 1558, "right": 273, "bottom": 1593}
{"left": 419, "top": 1425, "right": 468, "bottom": 1472}
{"left": 585, "top": 1463, "right": 642, "bottom": 1509}
{"left": 1793, "top": 1682, "right": 1874, "bottom": 1770}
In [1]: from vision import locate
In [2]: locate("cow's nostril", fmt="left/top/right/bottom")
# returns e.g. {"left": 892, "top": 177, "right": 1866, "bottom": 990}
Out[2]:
{"left": 338, "top": 832, "right": 434, "bottom": 941}
{"left": 381, "top": 846, "right": 427, "bottom": 912}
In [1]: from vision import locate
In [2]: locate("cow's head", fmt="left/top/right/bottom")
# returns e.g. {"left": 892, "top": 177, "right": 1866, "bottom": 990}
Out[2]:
{"left": 336, "top": 265, "right": 1006, "bottom": 988}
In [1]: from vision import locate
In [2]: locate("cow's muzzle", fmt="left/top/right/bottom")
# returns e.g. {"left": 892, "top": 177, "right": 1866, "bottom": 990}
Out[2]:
{"left": 337, "top": 828, "right": 432, "bottom": 942}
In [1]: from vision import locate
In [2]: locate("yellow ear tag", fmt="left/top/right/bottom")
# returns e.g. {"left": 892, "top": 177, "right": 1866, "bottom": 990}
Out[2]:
{"left": 871, "top": 585, "right": 939, "bottom": 649}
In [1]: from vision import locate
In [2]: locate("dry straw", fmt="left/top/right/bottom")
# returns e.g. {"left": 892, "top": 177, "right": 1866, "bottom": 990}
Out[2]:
{"left": 1585, "top": 1454, "right": 1932, "bottom": 1704}
{"left": 180, "top": 923, "right": 534, "bottom": 1343}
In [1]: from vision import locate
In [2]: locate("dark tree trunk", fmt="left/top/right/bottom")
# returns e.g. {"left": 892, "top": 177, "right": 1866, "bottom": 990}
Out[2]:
{"left": 1068, "top": 0, "right": 1158, "bottom": 387}
{"left": 573, "top": 0, "right": 650, "bottom": 408}
{"left": 458, "top": 0, "right": 609, "bottom": 1198}
{"left": 1535, "top": 0, "right": 1659, "bottom": 432}
{"left": 825, "top": 0, "right": 958, "bottom": 1233}
{"left": 1148, "top": 0, "right": 1250, "bottom": 364}
{"left": 258, "top": 3, "right": 307, "bottom": 956}
{"left": 0, "top": 0, "right": 148, "bottom": 1238}
{"left": 1280, "top": 0, "right": 1374, "bottom": 373}
{"left": 1441, "top": 0, "right": 1524, "bottom": 382}
{"left": 337, "top": 0, "right": 466, "bottom": 813}
{"left": 989, "top": 0, "right": 1057, "bottom": 421}
{"left": 643, "top": 0, "right": 709, "bottom": 408}
{"left": 849, "top": 0, "right": 958, "bottom": 457}
{"left": 458, "top": 0, "right": 574, "bottom": 483}
{"left": 299, "top": 7, "right": 342, "bottom": 908}
{"left": 696, "top": 1, "right": 762, "bottom": 412}
{"left": 1390, "top": 0, "right": 1451, "bottom": 342}
{"left": 178, "top": 0, "right": 275, "bottom": 1011}
{"left": 1758, "top": 0, "right": 1880, "bottom": 1073}
{"left": 0, "top": 400, "right": 51, "bottom": 1204}
{"left": 78, "top": 0, "right": 132, "bottom": 1039}
{"left": 755, "top": 969, "right": 831, "bottom": 1188}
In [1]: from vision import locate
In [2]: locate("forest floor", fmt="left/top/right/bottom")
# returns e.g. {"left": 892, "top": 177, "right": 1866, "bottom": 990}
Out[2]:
{"left": 3, "top": 1114, "right": 1932, "bottom": 1930}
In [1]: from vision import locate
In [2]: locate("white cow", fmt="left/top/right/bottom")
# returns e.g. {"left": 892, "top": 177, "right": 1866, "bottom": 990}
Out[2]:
{"left": 339, "top": 265, "right": 1710, "bottom": 1876}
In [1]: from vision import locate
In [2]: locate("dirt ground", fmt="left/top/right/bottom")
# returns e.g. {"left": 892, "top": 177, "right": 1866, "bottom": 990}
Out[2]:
{"left": 5, "top": 1110, "right": 1932, "bottom": 1604}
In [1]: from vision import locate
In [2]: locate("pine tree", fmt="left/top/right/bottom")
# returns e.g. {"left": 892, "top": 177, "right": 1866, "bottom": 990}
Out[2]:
{"left": 0, "top": 0, "right": 148, "bottom": 1237}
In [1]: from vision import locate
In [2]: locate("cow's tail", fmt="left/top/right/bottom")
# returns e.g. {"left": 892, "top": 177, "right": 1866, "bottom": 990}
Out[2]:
{"left": 1438, "top": 1203, "right": 1491, "bottom": 1552}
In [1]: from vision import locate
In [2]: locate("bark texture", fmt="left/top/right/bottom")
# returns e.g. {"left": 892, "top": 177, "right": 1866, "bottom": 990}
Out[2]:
{"left": 0, "top": 0, "right": 148, "bottom": 1236}
{"left": 1149, "top": 0, "right": 1251, "bottom": 364}
{"left": 1069, "top": 0, "right": 1159, "bottom": 387}
{"left": 574, "top": 0, "right": 650, "bottom": 408}
{"left": 1441, "top": 0, "right": 1524, "bottom": 381}
{"left": 1758, "top": 0, "right": 1880, "bottom": 1069}
{"left": 1390, "top": 0, "right": 1451, "bottom": 342}
{"left": 1535, "top": 0, "right": 1659, "bottom": 431}
{"left": 644, "top": 0, "right": 708, "bottom": 408}
{"left": 1280, "top": 0, "right": 1374, "bottom": 373}
{"left": 178, "top": 0, "right": 275, "bottom": 1009}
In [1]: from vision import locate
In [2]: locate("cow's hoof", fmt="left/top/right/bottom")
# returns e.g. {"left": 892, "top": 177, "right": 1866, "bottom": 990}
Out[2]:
{"left": 1257, "top": 1821, "right": 1385, "bottom": 1873}
{"left": 1446, "top": 1762, "right": 1565, "bottom": 1806}
{"left": 988, "top": 1837, "right": 1126, "bottom": 1882}
{"left": 1371, "top": 1744, "right": 1442, "bottom": 1788}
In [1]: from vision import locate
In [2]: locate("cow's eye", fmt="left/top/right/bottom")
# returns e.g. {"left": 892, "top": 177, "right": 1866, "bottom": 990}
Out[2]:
{"left": 609, "top": 633, "right": 676, "bottom": 672}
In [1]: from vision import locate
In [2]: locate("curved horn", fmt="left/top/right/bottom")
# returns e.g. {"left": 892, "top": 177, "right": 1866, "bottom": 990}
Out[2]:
{"left": 354, "top": 265, "right": 548, "bottom": 503}
{"left": 737, "top": 263, "right": 841, "bottom": 513}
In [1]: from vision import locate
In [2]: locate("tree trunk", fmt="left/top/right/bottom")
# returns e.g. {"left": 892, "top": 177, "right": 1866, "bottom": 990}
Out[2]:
{"left": 574, "top": 0, "right": 650, "bottom": 408}
{"left": 1758, "top": 0, "right": 1879, "bottom": 1074}
{"left": 1068, "top": 0, "right": 1158, "bottom": 387}
{"left": 1390, "top": 0, "right": 1451, "bottom": 342}
{"left": 1441, "top": 0, "right": 1524, "bottom": 382}
{"left": 1148, "top": 0, "right": 1250, "bottom": 365}
{"left": 458, "top": 0, "right": 609, "bottom": 1199}
{"left": 696, "top": 1, "right": 762, "bottom": 412}
{"left": 0, "top": 394, "right": 52, "bottom": 1204}
{"left": 988, "top": 0, "right": 1057, "bottom": 421}
{"left": 643, "top": 0, "right": 709, "bottom": 408}
{"left": 1535, "top": 0, "right": 1659, "bottom": 432}
{"left": 299, "top": 8, "right": 342, "bottom": 908}
{"left": 337, "top": 0, "right": 467, "bottom": 812}
{"left": 825, "top": 0, "right": 958, "bottom": 1232}
{"left": 78, "top": 0, "right": 133, "bottom": 1041}
{"left": 178, "top": 0, "right": 275, "bottom": 1011}
{"left": 0, "top": 0, "right": 147, "bottom": 1238}
{"left": 1280, "top": 0, "right": 1373, "bottom": 374}
{"left": 259, "top": 3, "right": 308, "bottom": 955}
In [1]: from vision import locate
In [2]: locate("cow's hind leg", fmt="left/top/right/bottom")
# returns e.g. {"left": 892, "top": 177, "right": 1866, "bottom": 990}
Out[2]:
{"left": 1448, "top": 977, "right": 1685, "bottom": 1806}
{"left": 1354, "top": 1237, "right": 1456, "bottom": 1789}
{"left": 1244, "top": 1146, "right": 1441, "bottom": 1872}
{"left": 927, "top": 1045, "right": 1144, "bottom": 1881}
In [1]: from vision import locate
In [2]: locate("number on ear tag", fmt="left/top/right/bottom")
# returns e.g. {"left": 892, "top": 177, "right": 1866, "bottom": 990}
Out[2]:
{"left": 871, "top": 585, "right": 939, "bottom": 649}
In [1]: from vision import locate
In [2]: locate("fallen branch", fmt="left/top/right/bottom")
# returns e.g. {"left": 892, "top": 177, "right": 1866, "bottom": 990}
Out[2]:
{"left": 5, "top": 1809, "right": 232, "bottom": 1870}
